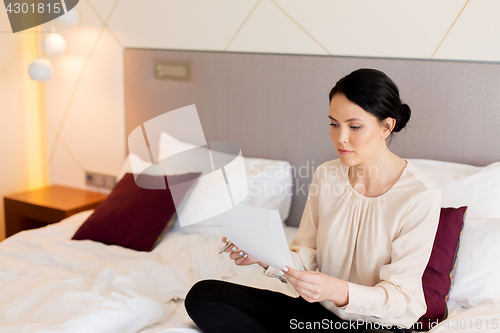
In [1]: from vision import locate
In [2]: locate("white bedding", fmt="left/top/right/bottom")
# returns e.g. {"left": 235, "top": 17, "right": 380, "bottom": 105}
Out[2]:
{"left": 0, "top": 210, "right": 297, "bottom": 333}
{"left": 0, "top": 210, "right": 497, "bottom": 332}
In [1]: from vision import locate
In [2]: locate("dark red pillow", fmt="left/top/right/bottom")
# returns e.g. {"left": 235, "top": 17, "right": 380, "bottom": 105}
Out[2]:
{"left": 72, "top": 172, "right": 200, "bottom": 252}
{"left": 417, "top": 206, "right": 467, "bottom": 331}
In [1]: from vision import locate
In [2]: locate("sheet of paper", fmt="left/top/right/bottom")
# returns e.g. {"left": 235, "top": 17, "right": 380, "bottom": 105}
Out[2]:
{"left": 213, "top": 204, "right": 293, "bottom": 271}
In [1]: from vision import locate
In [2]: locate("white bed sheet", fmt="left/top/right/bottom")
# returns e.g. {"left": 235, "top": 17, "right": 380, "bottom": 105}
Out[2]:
{"left": 0, "top": 210, "right": 297, "bottom": 333}
{"left": 1, "top": 211, "right": 497, "bottom": 333}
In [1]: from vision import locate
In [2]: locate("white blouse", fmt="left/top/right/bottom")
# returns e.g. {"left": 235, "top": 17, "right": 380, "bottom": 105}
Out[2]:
{"left": 263, "top": 158, "right": 442, "bottom": 326}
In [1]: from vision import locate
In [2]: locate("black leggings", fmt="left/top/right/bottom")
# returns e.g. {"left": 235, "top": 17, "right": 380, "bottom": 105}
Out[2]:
{"left": 185, "top": 279, "right": 413, "bottom": 333}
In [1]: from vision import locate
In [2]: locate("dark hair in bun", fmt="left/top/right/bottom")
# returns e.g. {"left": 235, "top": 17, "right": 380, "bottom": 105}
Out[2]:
{"left": 329, "top": 68, "right": 411, "bottom": 142}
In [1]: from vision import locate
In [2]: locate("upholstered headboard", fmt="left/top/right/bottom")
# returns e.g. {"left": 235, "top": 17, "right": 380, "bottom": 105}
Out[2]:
{"left": 124, "top": 48, "right": 500, "bottom": 226}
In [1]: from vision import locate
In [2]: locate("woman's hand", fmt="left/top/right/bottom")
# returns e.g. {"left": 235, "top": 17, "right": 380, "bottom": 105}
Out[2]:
{"left": 221, "top": 237, "right": 268, "bottom": 268}
{"left": 282, "top": 266, "right": 349, "bottom": 306}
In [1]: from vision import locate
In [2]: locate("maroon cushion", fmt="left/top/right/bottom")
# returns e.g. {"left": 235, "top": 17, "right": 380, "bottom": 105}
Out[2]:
{"left": 417, "top": 206, "right": 467, "bottom": 331}
{"left": 72, "top": 172, "right": 200, "bottom": 252}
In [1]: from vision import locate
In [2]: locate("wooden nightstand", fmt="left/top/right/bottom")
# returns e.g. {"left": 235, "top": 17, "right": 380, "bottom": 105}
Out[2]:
{"left": 4, "top": 185, "right": 108, "bottom": 238}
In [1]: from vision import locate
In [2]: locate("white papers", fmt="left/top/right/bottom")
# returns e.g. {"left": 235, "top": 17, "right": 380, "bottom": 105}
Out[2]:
{"left": 213, "top": 204, "right": 293, "bottom": 270}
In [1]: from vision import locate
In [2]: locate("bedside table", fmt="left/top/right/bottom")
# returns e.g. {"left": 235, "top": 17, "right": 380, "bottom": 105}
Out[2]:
{"left": 4, "top": 185, "right": 108, "bottom": 238}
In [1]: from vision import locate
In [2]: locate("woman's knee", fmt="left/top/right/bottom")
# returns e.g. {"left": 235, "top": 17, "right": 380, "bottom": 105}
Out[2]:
{"left": 185, "top": 279, "right": 224, "bottom": 315}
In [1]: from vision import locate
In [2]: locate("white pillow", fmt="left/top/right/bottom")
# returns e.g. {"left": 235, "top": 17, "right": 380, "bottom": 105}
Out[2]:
{"left": 407, "top": 159, "right": 500, "bottom": 219}
{"left": 157, "top": 132, "right": 204, "bottom": 175}
{"left": 448, "top": 218, "right": 500, "bottom": 307}
{"left": 158, "top": 131, "right": 293, "bottom": 221}
{"left": 169, "top": 156, "right": 293, "bottom": 238}
{"left": 117, "top": 135, "right": 293, "bottom": 238}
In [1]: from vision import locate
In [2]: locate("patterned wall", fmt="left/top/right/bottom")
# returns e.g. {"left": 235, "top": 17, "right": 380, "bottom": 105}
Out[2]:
{"left": 43, "top": 0, "right": 499, "bottom": 191}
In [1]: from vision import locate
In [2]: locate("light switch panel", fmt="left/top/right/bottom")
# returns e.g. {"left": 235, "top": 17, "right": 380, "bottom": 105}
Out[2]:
{"left": 154, "top": 60, "right": 191, "bottom": 81}
{"left": 85, "top": 171, "right": 116, "bottom": 190}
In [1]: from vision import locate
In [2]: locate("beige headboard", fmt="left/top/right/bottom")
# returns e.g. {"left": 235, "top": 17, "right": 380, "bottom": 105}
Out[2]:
{"left": 124, "top": 48, "right": 500, "bottom": 226}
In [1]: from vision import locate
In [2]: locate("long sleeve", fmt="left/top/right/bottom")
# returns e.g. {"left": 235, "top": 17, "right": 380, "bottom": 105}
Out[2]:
{"left": 339, "top": 188, "right": 442, "bottom": 321}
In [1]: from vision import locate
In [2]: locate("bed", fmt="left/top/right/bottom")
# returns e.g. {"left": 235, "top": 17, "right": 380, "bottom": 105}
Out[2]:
{"left": 0, "top": 209, "right": 301, "bottom": 333}
{"left": 1, "top": 49, "right": 500, "bottom": 332}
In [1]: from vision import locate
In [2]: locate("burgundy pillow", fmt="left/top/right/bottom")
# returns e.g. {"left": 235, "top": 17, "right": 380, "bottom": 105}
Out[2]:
{"left": 72, "top": 172, "right": 200, "bottom": 252}
{"left": 417, "top": 206, "right": 467, "bottom": 331}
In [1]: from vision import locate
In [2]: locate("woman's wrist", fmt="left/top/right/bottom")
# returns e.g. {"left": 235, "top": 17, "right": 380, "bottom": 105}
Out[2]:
{"left": 330, "top": 280, "right": 349, "bottom": 307}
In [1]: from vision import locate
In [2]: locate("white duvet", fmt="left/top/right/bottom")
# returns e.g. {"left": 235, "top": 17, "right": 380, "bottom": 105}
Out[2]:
{"left": 1, "top": 210, "right": 498, "bottom": 333}
{"left": 0, "top": 210, "right": 297, "bottom": 333}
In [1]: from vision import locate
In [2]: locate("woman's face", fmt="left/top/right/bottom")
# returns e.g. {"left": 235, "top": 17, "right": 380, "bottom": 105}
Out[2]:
{"left": 328, "top": 93, "right": 392, "bottom": 166}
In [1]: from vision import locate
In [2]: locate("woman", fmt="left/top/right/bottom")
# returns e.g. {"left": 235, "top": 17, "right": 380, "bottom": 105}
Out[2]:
{"left": 185, "top": 68, "right": 442, "bottom": 333}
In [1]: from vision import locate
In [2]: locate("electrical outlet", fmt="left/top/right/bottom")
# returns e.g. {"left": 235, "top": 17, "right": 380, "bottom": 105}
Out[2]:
{"left": 85, "top": 171, "right": 116, "bottom": 190}
{"left": 104, "top": 175, "right": 116, "bottom": 189}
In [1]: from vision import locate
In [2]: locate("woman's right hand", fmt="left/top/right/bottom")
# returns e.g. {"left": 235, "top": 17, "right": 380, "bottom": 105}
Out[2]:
{"left": 221, "top": 237, "right": 269, "bottom": 269}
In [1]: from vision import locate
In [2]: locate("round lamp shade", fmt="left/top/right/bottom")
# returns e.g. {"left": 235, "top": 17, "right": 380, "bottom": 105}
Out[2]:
{"left": 42, "top": 33, "right": 67, "bottom": 55}
{"left": 28, "top": 59, "right": 53, "bottom": 81}
{"left": 56, "top": 8, "right": 79, "bottom": 26}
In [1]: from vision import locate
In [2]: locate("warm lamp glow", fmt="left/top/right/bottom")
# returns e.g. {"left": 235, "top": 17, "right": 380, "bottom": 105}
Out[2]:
{"left": 43, "top": 33, "right": 67, "bottom": 55}
{"left": 21, "top": 27, "right": 50, "bottom": 189}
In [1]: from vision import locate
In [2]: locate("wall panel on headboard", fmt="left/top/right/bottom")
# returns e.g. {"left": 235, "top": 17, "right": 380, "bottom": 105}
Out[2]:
{"left": 125, "top": 48, "right": 500, "bottom": 226}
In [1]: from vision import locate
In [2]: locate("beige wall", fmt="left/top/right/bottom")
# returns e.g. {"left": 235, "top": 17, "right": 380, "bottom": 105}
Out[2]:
{"left": 46, "top": 0, "right": 500, "bottom": 193}
{"left": 2, "top": 1, "right": 500, "bottom": 239}
{"left": 0, "top": 12, "right": 49, "bottom": 240}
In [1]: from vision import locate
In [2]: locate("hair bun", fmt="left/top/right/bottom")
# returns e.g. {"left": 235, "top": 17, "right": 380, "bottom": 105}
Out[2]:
{"left": 393, "top": 103, "right": 411, "bottom": 132}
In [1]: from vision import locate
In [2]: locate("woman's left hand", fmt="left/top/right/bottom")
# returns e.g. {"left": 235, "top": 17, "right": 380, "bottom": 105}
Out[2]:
{"left": 282, "top": 266, "right": 349, "bottom": 306}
